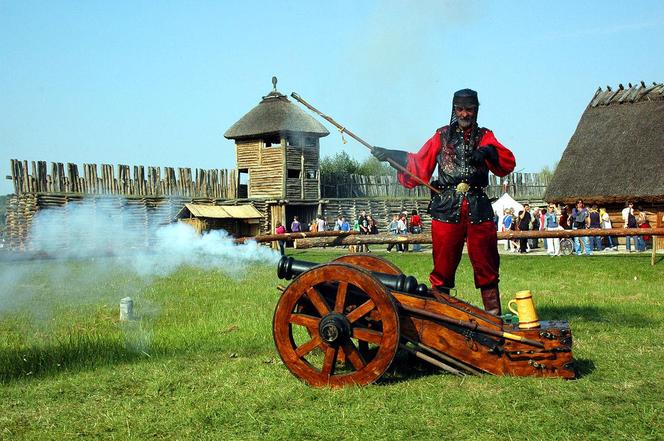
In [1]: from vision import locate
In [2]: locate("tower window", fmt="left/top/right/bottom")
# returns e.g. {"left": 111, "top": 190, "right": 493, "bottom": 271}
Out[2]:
{"left": 264, "top": 134, "right": 281, "bottom": 147}
{"left": 287, "top": 169, "right": 301, "bottom": 179}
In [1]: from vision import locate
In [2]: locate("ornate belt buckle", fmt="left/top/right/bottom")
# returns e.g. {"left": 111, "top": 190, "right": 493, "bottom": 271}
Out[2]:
{"left": 456, "top": 182, "right": 470, "bottom": 193}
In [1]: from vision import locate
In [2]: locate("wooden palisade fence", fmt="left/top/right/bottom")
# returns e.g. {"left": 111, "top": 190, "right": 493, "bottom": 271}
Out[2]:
{"left": 8, "top": 159, "right": 238, "bottom": 198}
{"left": 321, "top": 172, "right": 549, "bottom": 201}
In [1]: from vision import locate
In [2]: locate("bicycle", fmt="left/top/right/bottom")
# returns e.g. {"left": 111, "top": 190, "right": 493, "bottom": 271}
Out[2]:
{"left": 560, "top": 238, "right": 574, "bottom": 256}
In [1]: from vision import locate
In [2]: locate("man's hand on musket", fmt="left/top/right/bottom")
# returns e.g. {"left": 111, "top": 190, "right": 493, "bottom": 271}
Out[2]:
{"left": 371, "top": 146, "right": 408, "bottom": 168}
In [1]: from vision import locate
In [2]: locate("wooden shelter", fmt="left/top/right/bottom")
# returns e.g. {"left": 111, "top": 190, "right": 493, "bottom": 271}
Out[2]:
{"left": 544, "top": 81, "right": 664, "bottom": 239}
{"left": 224, "top": 77, "right": 330, "bottom": 229}
{"left": 175, "top": 203, "right": 262, "bottom": 236}
{"left": 545, "top": 81, "right": 664, "bottom": 209}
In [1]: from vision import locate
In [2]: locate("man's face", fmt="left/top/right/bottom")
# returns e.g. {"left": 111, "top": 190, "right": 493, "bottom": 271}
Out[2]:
{"left": 524, "top": 205, "right": 530, "bottom": 212}
{"left": 454, "top": 105, "right": 477, "bottom": 129}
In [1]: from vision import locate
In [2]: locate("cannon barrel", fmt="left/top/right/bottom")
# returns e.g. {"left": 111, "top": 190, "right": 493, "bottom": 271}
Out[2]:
{"left": 277, "top": 256, "right": 427, "bottom": 295}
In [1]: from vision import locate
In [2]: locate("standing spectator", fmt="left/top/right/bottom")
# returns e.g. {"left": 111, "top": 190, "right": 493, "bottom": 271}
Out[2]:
{"left": 636, "top": 210, "right": 649, "bottom": 251}
{"left": 316, "top": 215, "right": 327, "bottom": 233}
{"left": 502, "top": 208, "right": 514, "bottom": 251}
{"left": 559, "top": 205, "right": 571, "bottom": 230}
{"left": 409, "top": 209, "right": 423, "bottom": 252}
{"left": 274, "top": 221, "right": 287, "bottom": 256}
{"left": 518, "top": 204, "right": 531, "bottom": 253}
{"left": 509, "top": 210, "right": 519, "bottom": 252}
{"left": 588, "top": 205, "right": 603, "bottom": 251}
{"left": 358, "top": 210, "right": 370, "bottom": 252}
{"left": 544, "top": 204, "right": 561, "bottom": 256}
{"left": 529, "top": 208, "right": 540, "bottom": 249}
{"left": 333, "top": 215, "right": 342, "bottom": 231}
{"left": 399, "top": 212, "right": 410, "bottom": 252}
{"left": 309, "top": 218, "right": 318, "bottom": 233}
{"left": 290, "top": 216, "right": 301, "bottom": 233}
{"left": 386, "top": 214, "right": 402, "bottom": 253}
{"left": 539, "top": 207, "right": 547, "bottom": 252}
{"left": 368, "top": 214, "right": 379, "bottom": 234}
{"left": 340, "top": 216, "right": 350, "bottom": 232}
{"left": 571, "top": 199, "right": 592, "bottom": 255}
{"left": 600, "top": 208, "right": 617, "bottom": 250}
{"left": 622, "top": 201, "right": 638, "bottom": 252}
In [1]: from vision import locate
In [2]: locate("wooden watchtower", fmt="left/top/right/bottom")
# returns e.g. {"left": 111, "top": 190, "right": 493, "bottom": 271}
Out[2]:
{"left": 224, "top": 77, "right": 329, "bottom": 229}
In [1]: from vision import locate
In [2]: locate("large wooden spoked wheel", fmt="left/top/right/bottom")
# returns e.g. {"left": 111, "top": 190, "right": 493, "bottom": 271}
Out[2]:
{"left": 333, "top": 254, "right": 402, "bottom": 276}
{"left": 273, "top": 263, "right": 400, "bottom": 388}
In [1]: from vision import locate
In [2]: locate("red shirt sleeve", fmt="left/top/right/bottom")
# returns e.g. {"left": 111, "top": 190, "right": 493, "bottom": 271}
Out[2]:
{"left": 480, "top": 130, "right": 515, "bottom": 177}
{"left": 397, "top": 131, "right": 441, "bottom": 189}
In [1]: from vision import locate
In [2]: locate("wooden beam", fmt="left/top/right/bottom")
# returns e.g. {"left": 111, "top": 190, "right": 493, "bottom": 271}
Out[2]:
{"left": 293, "top": 228, "right": 664, "bottom": 249}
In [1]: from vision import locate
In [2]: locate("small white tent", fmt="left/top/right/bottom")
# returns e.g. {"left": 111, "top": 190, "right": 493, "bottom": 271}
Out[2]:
{"left": 492, "top": 193, "right": 524, "bottom": 218}
{"left": 492, "top": 193, "right": 524, "bottom": 247}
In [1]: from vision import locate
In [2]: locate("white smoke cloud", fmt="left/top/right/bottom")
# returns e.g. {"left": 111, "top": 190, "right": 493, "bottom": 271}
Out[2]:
{"left": 0, "top": 199, "right": 280, "bottom": 316}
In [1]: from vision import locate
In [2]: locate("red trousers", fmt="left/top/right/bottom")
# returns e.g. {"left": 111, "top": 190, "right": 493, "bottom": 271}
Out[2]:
{"left": 430, "top": 199, "right": 500, "bottom": 289}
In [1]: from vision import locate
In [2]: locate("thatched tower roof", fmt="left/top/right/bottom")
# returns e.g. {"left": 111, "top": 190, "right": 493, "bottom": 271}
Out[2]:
{"left": 224, "top": 78, "right": 329, "bottom": 140}
{"left": 544, "top": 81, "right": 664, "bottom": 205}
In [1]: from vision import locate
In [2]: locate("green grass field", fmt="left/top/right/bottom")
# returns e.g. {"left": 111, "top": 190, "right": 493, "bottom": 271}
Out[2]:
{"left": 1, "top": 251, "right": 662, "bottom": 440}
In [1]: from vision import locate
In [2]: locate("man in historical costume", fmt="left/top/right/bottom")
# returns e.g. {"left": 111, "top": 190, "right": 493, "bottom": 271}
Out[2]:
{"left": 372, "top": 89, "right": 515, "bottom": 315}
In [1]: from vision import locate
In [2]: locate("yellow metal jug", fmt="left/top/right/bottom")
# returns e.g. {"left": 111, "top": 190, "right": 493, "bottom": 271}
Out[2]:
{"left": 508, "top": 290, "right": 541, "bottom": 329}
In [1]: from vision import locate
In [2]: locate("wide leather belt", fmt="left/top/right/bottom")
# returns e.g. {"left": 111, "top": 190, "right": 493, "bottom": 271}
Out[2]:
{"left": 433, "top": 182, "right": 484, "bottom": 194}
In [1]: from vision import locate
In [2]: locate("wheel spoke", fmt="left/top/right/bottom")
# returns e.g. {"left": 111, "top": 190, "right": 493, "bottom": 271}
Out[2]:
{"left": 289, "top": 313, "right": 319, "bottom": 331}
{"left": 345, "top": 299, "right": 375, "bottom": 323}
{"left": 342, "top": 341, "right": 366, "bottom": 370}
{"left": 295, "top": 335, "right": 323, "bottom": 357}
{"left": 352, "top": 327, "right": 383, "bottom": 345}
{"left": 334, "top": 281, "right": 348, "bottom": 313}
{"left": 306, "top": 287, "right": 331, "bottom": 316}
{"left": 321, "top": 345, "right": 338, "bottom": 377}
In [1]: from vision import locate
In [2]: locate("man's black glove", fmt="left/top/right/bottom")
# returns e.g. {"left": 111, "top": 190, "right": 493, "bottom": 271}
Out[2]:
{"left": 371, "top": 147, "right": 408, "bottom": 168}
{"left": 470, "top": 145, "right": 498, "bottom": 165}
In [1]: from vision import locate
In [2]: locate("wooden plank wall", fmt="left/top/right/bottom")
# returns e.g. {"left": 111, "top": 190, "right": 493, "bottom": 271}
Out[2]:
{"left": 250, "top": 146, "right": 284, "bottom": 198}
{"left": 4, "top": 194, "right": 270, "bottom": 251}
{"left": 285, "top": 145, "right": 320, "bottom": 200}
{"left": 320, "top": 172, "right": 550, "bottom": 201}
{"left": 235, "top": 140, "right": 261, "bottom": 168}
{"left": 8, "top": 159, "right": 237, "bottom": 199}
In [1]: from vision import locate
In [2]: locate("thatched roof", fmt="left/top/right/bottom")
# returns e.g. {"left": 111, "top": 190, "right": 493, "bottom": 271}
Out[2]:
{"left": 544, "top": 82, "right": 664, "bottom": 205}
{"left": 176, "top": 203, "right": 263, "bottom": 220}
{"left": 224, "top": 80, "right": 329, "bottom": 140}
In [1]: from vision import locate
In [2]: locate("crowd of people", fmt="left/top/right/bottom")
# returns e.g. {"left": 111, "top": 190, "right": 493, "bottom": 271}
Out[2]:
{"left": 499, "top": 199, "right": 653, "bottom": 256}
{"left": 274, "top": 200, "right": 654, "bottom": 257}
{"left": 272, "top": 210, "right": 425, "bottom": 255}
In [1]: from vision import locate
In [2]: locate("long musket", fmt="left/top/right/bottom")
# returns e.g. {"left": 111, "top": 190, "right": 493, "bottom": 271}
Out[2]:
{"left": 290, "top": 92, "right": 440, "bottom": 194}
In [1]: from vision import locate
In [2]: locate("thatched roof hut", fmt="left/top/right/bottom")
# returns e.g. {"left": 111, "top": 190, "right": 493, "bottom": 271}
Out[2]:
{"left": 545, "top": 81, "right": 664, "bottom": 206}
{"left": 224, "top": 78, "right": 329, "bottom": 140}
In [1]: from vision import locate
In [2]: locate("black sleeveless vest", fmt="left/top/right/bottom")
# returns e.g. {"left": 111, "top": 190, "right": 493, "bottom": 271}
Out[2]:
{"left": 427, "top": 125, "right": 495, "bottom": 224}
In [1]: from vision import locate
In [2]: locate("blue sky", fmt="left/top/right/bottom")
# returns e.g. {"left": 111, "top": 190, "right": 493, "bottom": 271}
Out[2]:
{"left": 1, "top": 1, "right": 663, "bottom": 194}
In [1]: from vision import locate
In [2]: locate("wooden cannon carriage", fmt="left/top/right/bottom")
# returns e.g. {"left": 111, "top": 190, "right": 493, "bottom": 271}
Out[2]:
{"left": 273, "top": 255, "right": 576, "bottom": 387}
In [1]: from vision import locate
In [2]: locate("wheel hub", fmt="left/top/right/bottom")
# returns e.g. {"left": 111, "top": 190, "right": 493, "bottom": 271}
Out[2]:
{"left": 318, "top": 312, "right": 351, "bottom": 346}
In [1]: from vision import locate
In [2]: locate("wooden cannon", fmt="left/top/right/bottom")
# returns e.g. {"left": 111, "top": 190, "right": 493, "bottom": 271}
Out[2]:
{"left": 273, "top": 255, "right": 576, "bottom": 387}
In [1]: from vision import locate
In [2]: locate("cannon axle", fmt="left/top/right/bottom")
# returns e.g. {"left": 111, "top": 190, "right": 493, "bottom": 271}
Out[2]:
{"left": 318, "top": 312, "right": 351, "bottom": 346}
